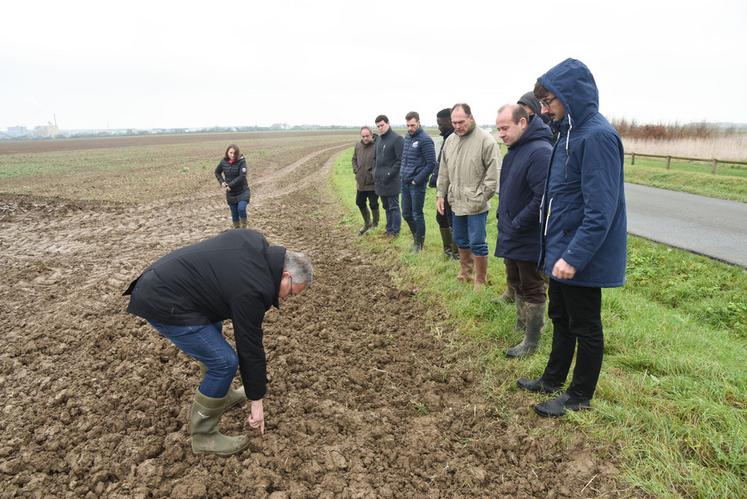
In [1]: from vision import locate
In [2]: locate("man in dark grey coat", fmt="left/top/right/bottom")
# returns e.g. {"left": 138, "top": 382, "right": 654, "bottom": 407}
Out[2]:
{"left": 373, "top": 114, "right": 404, "bottom": 238}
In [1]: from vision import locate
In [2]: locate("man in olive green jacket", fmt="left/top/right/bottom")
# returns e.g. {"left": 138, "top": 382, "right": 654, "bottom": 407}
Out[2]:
{"left": 436, "top": 103, "right": 501, "bottom": 290}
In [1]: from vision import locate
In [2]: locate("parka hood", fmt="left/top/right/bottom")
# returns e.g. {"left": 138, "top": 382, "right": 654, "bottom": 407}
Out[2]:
{"left": 538, "top": 58, "right": 599, "bottom": 128}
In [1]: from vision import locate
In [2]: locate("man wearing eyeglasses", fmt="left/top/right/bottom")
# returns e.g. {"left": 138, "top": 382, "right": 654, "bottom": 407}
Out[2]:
{"left": 124, "top": 229, "right": 313, "bottom": 454}
{"left": 373, "top": 114, "right": 404, "bottom": 239}
{"left": 516, "top": 58, "right": 627, "bottom": 417}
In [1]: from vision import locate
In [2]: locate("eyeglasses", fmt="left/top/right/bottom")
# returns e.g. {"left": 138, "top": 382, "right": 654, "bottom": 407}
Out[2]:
{"left": 540, "top": 96, "right": 557, "bottom": 107}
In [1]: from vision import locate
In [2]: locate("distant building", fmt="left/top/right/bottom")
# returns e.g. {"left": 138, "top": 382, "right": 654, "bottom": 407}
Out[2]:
{"left": 6, "top": 126, "right": 30, "bottom": 138}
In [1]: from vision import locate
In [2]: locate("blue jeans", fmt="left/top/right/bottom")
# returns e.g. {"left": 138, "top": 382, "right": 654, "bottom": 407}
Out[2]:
{"left": 229, "top": 200, "right": 248, "bottom": 222}
{"left": 381, "top": 194, "right": 401, "bottom": 235}
{"left": 148, "top": 320, "right": 238, "bottom": 398}
{"left": 401, "top": 182, "right": 426, "bottom": 240}
{"left": 452, "top": 211, "right": 488, "bottom": 256}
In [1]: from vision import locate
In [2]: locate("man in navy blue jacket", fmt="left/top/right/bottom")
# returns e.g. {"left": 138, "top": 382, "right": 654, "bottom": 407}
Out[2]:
{"left": 517, "top": 59, "right": 627, "bottom": 417}
{"left": 494, "top": 104, "right": 553, "bottom": 358}
{"left": 401, "top": 111, "right": 436, "bottom": 252}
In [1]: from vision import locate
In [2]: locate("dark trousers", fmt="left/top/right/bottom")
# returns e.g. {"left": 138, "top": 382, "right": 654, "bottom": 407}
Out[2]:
{"left": 401, "top": 182, "right": 426, "bottom": 240}
{"left": 541, "top": 279, "right": 603, "bottom": 400}
{"left": 355, "top": 190, "right": 379, "bottom": 210}
{"left": 381, "top": 194, "right": 401, "bottom": 235}
{"left": 504, "top": 258, "right": 546, "bottom": 304}
{"left": 436, "top": 196, "right": 454, "bottom": 228}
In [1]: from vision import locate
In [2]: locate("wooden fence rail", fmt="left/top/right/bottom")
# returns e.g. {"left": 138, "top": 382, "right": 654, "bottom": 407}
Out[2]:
{"left": 625, "top": 152, "right": 747, "bottom": 175}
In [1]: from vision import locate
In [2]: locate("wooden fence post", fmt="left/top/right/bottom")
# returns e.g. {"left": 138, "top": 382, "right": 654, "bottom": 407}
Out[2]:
{"left": 631, "top": 153, "right": 635, "bottom": 165}
{"left": 712, "top": 159, "right": 718, "bottom": 175}
{"left": 666, "top": 156, "right": 671, "bottom": 169}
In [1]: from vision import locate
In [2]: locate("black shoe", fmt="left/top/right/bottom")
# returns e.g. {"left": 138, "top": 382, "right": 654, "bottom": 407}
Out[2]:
{"left": 516, "top": 377, "right": 562, "bottom": 394}
{"left": 533, "top": 392, "right": 591, "bottom": 418}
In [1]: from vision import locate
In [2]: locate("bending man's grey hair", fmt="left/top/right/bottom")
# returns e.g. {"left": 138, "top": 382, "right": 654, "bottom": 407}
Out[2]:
{"left": 284, "top": 251, "right": 313, "bottom": 287}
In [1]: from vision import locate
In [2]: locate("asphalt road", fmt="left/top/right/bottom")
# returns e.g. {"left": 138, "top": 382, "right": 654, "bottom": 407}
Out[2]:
{"left": 625, "top": 183, "right": 747, "bottom": 267}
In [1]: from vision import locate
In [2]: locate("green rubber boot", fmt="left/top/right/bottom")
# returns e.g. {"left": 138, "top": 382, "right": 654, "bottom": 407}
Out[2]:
{"left": 190, "top": 389, "right": 250, "bottom": 455}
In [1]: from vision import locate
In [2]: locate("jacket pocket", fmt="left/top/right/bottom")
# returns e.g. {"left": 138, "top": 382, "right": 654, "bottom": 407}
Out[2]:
{"left": 464, "top": 186, "right": 485, "bottom": 212}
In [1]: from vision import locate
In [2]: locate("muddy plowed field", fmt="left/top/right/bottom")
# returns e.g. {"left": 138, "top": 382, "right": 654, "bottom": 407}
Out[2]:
{"left": 0, "top": 134, "right": 622, "bottom": 497}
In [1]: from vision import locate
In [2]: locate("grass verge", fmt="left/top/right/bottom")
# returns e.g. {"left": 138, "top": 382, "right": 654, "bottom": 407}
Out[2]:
{"left": 331, "top": 148, "right": 746, "bottom": 497}
{"left": 624, "top": 157, "right": 747, "bottom": 203}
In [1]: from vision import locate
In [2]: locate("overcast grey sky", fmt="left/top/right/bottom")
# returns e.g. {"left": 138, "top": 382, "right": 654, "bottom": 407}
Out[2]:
{"left": 2, "top": 0, "right": 745, "bottom": 130}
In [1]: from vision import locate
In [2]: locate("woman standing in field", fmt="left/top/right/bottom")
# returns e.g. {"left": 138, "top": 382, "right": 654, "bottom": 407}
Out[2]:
{"left": 214, "top": 144, "right": 250, "bottom": 228}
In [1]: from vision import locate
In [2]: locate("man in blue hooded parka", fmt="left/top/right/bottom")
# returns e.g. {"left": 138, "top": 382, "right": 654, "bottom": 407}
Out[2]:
{"left": 516, "top": 59, "right": 627, "bottom": 417}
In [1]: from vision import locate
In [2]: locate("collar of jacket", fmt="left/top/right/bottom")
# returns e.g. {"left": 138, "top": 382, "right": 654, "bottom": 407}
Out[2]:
{"left": 509, "top": 113, "right": 553, "bottom": 150}
{"left": 266, "top": 245, "right": 286, "bottom": 309}
{"left": 408, "top": 127, "right": 426, "bottom": 140}
{"left": 440, "top": 129, "right": 454, "bottom": 139}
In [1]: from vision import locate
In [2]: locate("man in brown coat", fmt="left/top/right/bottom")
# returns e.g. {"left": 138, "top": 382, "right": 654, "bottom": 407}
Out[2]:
{"left": 352, "top": 126, "right": 379, "bottom": 235}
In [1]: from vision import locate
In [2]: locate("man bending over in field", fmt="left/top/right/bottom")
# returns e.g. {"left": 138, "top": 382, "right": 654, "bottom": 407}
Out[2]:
{"left": 124, "top": 229, "right": 312, "bottom": 455}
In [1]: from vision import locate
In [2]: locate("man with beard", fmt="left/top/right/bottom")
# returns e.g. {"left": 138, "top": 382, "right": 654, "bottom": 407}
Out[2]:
{"left": 400, "top": 111, "right": 436, "bottom": 252}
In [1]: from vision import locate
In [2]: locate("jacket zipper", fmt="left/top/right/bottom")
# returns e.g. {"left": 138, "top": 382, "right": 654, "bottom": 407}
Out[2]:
{"left": 543, "top": 197, "right": 554, "bottom": 236}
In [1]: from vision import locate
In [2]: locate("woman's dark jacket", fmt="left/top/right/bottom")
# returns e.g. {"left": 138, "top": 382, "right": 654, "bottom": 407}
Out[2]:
{"left": 124, "top": 229, "right": 285, "bottom": 400}
{"left": 494, "top": 116, "right": 553, "bottom": 262}
{"left": 214, "top": 155, "right": 250, "bottom": 204}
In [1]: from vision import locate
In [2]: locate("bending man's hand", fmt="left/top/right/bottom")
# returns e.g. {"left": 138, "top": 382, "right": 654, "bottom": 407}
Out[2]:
{"left": 247, "top": 399, "right": 265, "bottom": 435}
{"left": 552, "top": 258, "right": 576, "bottom": 280}
{"left": 436, "top": 197, "right": 445, "bottom": 216}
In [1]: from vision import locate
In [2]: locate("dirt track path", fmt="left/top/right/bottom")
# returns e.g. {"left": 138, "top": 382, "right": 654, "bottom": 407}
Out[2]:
{"left": 0, "top": 144, "right": 622, "bottom": 497}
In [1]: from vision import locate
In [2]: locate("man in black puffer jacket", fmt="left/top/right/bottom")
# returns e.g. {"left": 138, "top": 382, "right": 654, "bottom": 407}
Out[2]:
{"left": 214, "top": 144, "right": 250, "bottom": 228}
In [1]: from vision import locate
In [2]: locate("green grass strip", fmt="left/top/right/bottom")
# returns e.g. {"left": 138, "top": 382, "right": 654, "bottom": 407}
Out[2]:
{"left": 624, "top": 157, "right": 747, "bottom": 203}
{"left": 331, "top": 148, "right": 747, "bottom": 497}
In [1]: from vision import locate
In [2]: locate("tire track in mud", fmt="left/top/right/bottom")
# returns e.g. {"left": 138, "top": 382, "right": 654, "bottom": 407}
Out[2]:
{"left": 0, "top": 143, "right": 624, "bottom": 497}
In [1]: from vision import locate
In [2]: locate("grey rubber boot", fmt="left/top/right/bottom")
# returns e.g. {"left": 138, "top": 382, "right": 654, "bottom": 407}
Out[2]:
{"left": 506, "top": 302, "right": 545, "bottom": 358}
{"left": 358, "top": 207, "right": 371, "bottom": 235}
{"left": 196, "top": 362, "right": 246, "bottom": 410}
{"left": 190, "top": 389, "right": 250, "bottom": 455}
